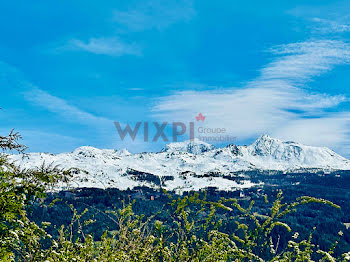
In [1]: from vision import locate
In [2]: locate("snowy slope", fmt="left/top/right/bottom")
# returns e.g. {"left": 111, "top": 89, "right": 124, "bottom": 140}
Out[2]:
{"left": 212, "top": 135, "right": 350, "bottom": 170}
{"left": 8, "top": 135, "right": 350, "bottom": 193}
{"left": 162, "top": 138, "right": 215, "bottom": 154}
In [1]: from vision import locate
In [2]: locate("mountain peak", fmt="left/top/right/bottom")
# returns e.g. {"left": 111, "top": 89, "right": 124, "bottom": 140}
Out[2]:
{"left": 73, "top": 146, "right": 102, "bottom": 156}
{"left": 246, "top": 135, "right": 348, "bottom": 166}
{"left": 72, "top": 146, "right": 131, "bottom": 158}
{"left": 255, "top": 134, "right": 280, "bottom": 143}
{"left": 250, "top": 134, "right": 282, "bottom": 156}
{"left": 162, "top": 138, "right": 215, "bottom": 154}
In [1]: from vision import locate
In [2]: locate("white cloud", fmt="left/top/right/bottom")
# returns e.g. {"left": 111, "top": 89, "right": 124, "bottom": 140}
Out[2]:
{"left": 24, "top": 87, "right": 111, "bottom": 126}
{"left": 113, "top": 0, "right": 195, "bottom": 31}
{"left": 64, "top": 37, "right": 141, "bottom": 56}
{"left": 153, "top": 87, "right": 346, "bottom": 139}
{"left": 152, "top": 39, "right": 350, "bottom": 156}
{"left": 0, "top": 61, "right": 112, "bottom": 127}
{"left": 271, "top": 113, "right": 350, "bottom": 154}
{"left": 22, "top": 88, "right": 159, "bottom": 152}
{"left": 52, "top": 1, "right": 195, "bottom": 57}
{"left": 22, "top": 88, "right": 155, "bottom": 152}
{"left": 312, "top": 17, "right": 350, "bottom": 34}
{"left": 258, "top": 40, "right": 350, "bottom": 83}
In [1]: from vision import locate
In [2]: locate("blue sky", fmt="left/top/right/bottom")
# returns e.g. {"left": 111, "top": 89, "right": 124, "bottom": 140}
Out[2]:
{"left": 2, "top": 0, "right": 350, "bottom": 156}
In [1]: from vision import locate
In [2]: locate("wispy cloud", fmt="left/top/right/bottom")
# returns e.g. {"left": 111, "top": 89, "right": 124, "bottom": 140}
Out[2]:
{"left": 289, "top": 2, "right": 350, "bottom": 35}
{"left": 60, "top": 37, "right": 141, "bottom": 56}
{"left": 0, "top": 61, "right": 112, "bottom": 127}
{"left": 0, "top": 61, "right": 120, "bottom": 149}
{"left": 271, "top": 112, "right": 350, "bottom": 156}
{"left": 259, "top": 40, "right": 350, "bottom": 83}
{"left": 53, "top": 0, "right": 194, "bottom": 57}
{"left": 23, "top": 87, "right": 155, "bottom": 152}
{"left": 152, "top": 38, "right": 350, "bottom": 155}
{"left": 312, "top": 17, "right": 350, "bottom": 33}
{"left": 113, "top": 0, "right": 195, "bottom": 31}
{"left": 24, "top": 87, "right": 111, "bottom": 126}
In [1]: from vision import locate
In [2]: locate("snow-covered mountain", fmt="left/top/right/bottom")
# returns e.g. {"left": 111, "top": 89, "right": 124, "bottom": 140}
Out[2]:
{"left": 8, "top": 135, "right": 350, "bottom": 193}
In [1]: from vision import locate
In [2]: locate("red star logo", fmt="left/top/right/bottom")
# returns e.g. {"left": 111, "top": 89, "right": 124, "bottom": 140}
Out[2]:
{"left": 195, "top": 113, "right": 205, "bottom": 122}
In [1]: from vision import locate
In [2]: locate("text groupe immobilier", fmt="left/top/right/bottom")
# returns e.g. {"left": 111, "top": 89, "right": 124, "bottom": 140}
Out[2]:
{"left": 197, "top": 127, "right": 226, "bottom": 134}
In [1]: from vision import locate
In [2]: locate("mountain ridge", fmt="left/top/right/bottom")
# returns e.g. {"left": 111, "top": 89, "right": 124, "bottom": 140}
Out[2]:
{"left": 8, "top": 135, "right": 350, "bottom": 193}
